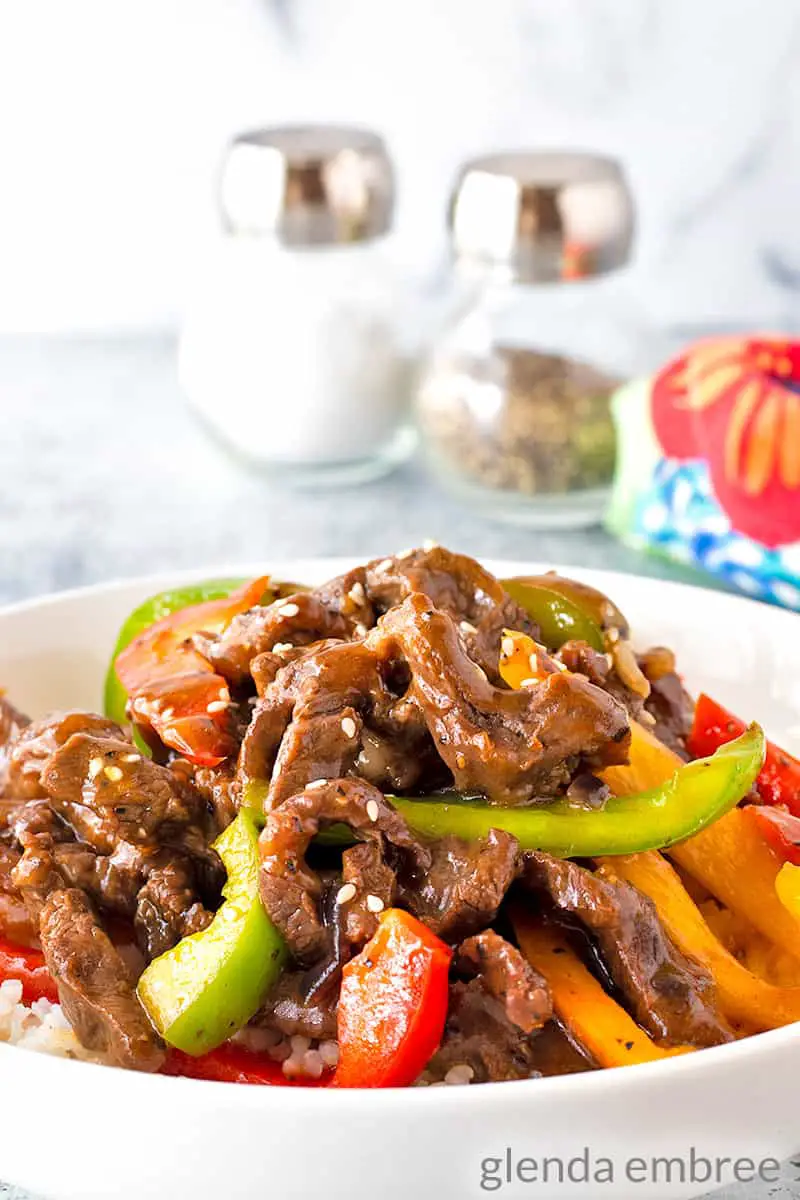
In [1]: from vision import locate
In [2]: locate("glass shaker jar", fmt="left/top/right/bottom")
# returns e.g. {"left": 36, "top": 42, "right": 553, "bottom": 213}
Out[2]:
{"left": 179, "top": 126, "right": 415, "bottom": 485}
{"left": 417, "top": 151, "right": 658, "bottom": 527}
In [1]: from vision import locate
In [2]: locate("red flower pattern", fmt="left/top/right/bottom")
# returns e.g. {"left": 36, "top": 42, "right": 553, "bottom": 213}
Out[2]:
{"left": 651, "top": 336, "right": 800, "bottom": 548}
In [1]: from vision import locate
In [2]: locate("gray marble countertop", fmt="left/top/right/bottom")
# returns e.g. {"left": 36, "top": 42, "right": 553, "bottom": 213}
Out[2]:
{"left": 0, "top": 335, "right": 797, "bottom": 1200}
{"left": 0, "top": 333, "right": 715, "bottom": 607}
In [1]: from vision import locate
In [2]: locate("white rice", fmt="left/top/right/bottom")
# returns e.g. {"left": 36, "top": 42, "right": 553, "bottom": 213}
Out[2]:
{"left": 0, "top": 979, "right": 106, "bottom": 1065}
{"left": 0, "top": 980, "right": 339, "bottom": 1080}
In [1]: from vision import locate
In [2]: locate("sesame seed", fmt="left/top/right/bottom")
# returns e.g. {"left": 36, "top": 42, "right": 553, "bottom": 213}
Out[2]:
{"left": 607, "top": 627, "right": 620, "bottom": 644}
{"left": 272, "top": 642, "right": 293, "bottom": 654}
{"left": 307, "top": 778, "right": 328, "bottom": 790}
{"left": 161, "top": 707, "right": 174, "bottom": 721}
{"left": 341, "top": 716, "right": 357, "bottom": 739}
{"left": 529, "top": 653, "right": 540, "bottom": 673}
{"left": 88, "top": 757, "right": 104, "bottom": 779}
{"left": 520, "top": 677, "right": 538, "bottom": 687}
{"left": 459, "top": 621, "right": 477, "bottom": 635}
{"left": 355, "top": 623, "right": 368, "bottom": 638}
{"left": 278, "top": 603, "right": 300, "bottom": 618}
{"left": 366, "top": 894, "right": 385, "bottom": 914}
{"left": 501, "top": 637, "right": 515, "bottom": 658}
{"left": 121, "top": 753, "right": 141, "bottom": 763}
{"left": 206, "top": 699, "right": 230, "bottom": 714}
{"left": 375, "top": 558, "right": 393, "bottom": 574}
{"left": 455, "top": 752, "right": 466, "bottom": 770}
{"left": 422, "top": 538, "right": 439, "bottom": 552}
{"left": 336, "top": 883, "right": 357, "bottom": 905}
{"left": 349, "top": 582, "right": 366, "bottom": 605}
{"left": 397, "top": 547, "right": 414, "bottom": 560}
{"left": 366, "top": 799, "right": 380, "bottom": 822}
{"left": 104, "top": 766, "right": 123, "bottom": 783}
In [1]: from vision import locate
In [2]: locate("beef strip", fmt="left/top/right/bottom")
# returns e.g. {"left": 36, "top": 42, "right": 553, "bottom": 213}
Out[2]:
{"left": 259, "top": 778, "right": 429, "bottom": 965}
{"left": 39, "top": 888, "right": 164, "bottom": 1072}
{"left": 456, "top": 931, "right": 552, "bottom": 1033}
{"left": 42, "top": 732, "right": 204, "bottom": 852}
{"left": 521, "top": 852, "right": 732, "bottom": 1047}
{"left": 134, "top": 856, "right": 213, "bottom": 959}
{"left": 239, "top": 638, "right": 436, "bottom": 810}
{"left": 0, "top": 712, "right": 124, "bottom": 804}
{"left": 195, "top": 593, "right": 357, "bottom": 689}
{"left": 638, "top": 647, "right": 694, "bottom": 757}
{"left": 0, "top": 843, "right": 38, "bottom": 946}
{"left": 340, "top": 840, "right": 396, "bottom": 948}
{"left": 368, "top": 594, "right": 631, "bottom": 805}
{"left": 399, "top": 830, "right": 520, "bottom": 943}
{"left": 422, "top": 933, "right": 551, "bottom": 1084}
{"left": 191, "top": 761, "right": 239, "bottom": 835}
{"left": 364, "top": 546, "right": 541, "bottom": 681}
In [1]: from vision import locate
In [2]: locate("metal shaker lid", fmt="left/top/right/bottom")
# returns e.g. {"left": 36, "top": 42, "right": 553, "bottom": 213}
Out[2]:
{"left": 449, "top": 151, "right": 634, "bottom": 281}
{"left": 220, "top": 124, "right": 395, "bottom": 245}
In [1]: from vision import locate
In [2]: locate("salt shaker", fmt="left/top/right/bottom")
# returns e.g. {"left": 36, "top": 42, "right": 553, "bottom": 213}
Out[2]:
{"left": 179, "top": 125, "right": 414, "bottom": 485}
{"left": 416, "top": 152, "right": 664, "bottom": 527}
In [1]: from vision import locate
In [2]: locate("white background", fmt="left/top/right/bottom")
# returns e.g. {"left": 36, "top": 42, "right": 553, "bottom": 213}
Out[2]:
{"left": 1, "top": 0, "right": 800, "bottom": 333}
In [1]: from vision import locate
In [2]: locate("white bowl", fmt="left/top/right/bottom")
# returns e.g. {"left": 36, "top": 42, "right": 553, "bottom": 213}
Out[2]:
{"left": 1, "top": 560, "right": 799, "bottom": 1200}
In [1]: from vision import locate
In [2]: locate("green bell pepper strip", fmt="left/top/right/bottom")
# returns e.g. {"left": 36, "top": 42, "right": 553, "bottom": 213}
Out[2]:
{"left": 388, "top": 725, "right": 765, "bottom": 858}
{"left": 104, "top": 578, "right": 248, "bottom": 727}
{"left": 137, "top": 809, "right": 286, "bottom": 1056}
{"left": 502, "top": 578, "right": 605, "bottom": 653}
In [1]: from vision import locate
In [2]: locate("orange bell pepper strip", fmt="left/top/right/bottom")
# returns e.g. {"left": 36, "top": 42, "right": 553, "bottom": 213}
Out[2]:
{"left": 332, "top": 908, "right": 452, "bottom": 1088}
{"left": 597, "top": 851, "right": 800, "bottom": 1032}
{"left": 669, "top": 808, "right": 800, "bottom": 962}
{"left": 587, "top": 713, "right": 800, "bottom": 962}
{"left": 113, "top": 576, "right": 269, "bottom": 766}
{"left": 511, "top": 909, "right": 692, "bottom": 1067}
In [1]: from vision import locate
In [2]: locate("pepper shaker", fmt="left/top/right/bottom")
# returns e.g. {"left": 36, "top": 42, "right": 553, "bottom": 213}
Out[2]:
{"left": 416, "top": 151, "right": 665, "bottom": 527}
{"left": 179, "top": 125, "right": 415, "bottom": 485}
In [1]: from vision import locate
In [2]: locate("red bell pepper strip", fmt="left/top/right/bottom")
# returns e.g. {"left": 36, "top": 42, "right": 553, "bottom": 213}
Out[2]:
{"left": 747, "top": 806, "right": 800, "bottom": 866}
{"left": 161, "top": 1044, "right": 328, "bottom": 1086}
{"left": 0, "top": 937, "right": 59, "bottom": 1005}
{"left": 332, "top": 908, "right": 452, "bottom": 1089}
{"left": 113, "top": 576, "right": 269, "bottom": 767}
{"left": 689, "top": 692, "right": 800, "bottom": 815}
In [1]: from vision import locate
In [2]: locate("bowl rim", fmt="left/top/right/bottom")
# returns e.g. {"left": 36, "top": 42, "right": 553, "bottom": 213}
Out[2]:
{"left": 1, "top": 555, "right": 798, "bottom": 1107}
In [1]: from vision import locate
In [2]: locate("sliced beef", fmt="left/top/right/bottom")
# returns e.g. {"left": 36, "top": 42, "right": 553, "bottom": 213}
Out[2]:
{"left": 0, "top": 843, "right": 38, "bottom": 946}
{"left": 0, "top": 712, "right": 124, "bottom": 803}
{"left": 39, "top": 888, "right": 164, "bottom": 1072}
{"left": 195, "top": 593, "right": 356, "bottom": 689}
{"left": 365, "top": 546, "right": 540, "bottom": 681}
{"left": 521, "top": 852, "right": 732, "bottom": 1047}
{"left": 340, "top": 840, "right": 396, "bottom": 948}
{"left": 134, "top": 857, "right": 213, "bottom": 959}
{"left": 400, "top": 830, "right": 519, "bottom": 943}
{"left": 638, "top": 647, "right": 694, "bottom": 757}
{"left": 42, "top": 733, "right": 204, "bottom": 851}
{"left": 259, "top": 778, "right": 429, "bottom": 965}
{"left": 52, "top": 840, "right": 148, "bottom": 917}
{"left": 422, "top": 933, "right": 551, "bottom": 1084}
{"left": 239, "top": 638, "right": 436, "bottom": 811}
{"left": 369, "top": 594, "right": 631, "bottom": 805}
{"left": 456, "top": 931, "right": 552, "bottom": 1033}
{"left": 191, "top": 761, "right": 239, "bottom": 835}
